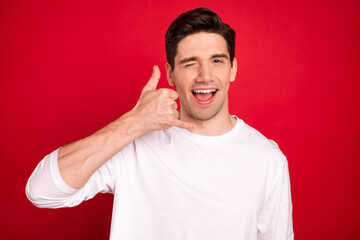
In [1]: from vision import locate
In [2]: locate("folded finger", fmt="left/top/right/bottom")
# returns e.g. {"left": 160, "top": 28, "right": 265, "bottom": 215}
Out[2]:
{"left": 168, "top": 89, "right": 179, "bottom": 100}
{"left": 171, "top": 101, "right": 178, "bottom": 110}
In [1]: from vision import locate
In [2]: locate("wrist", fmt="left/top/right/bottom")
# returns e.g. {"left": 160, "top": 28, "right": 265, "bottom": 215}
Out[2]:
{"left": 114, "top": 110, "right": 147, "bottom": 139}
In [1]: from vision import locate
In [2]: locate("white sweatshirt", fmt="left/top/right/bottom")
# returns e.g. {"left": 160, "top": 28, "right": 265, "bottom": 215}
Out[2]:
{"left": 26, "top": 118, "right": 294, "bottom": 240}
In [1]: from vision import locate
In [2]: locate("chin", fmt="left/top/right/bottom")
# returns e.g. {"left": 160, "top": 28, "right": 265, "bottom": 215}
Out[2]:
{"left": 192, "top": 112, "right": 218, "bottom": 121}
{"left": 185, "top": 106, "right": 220, "bottom": 121}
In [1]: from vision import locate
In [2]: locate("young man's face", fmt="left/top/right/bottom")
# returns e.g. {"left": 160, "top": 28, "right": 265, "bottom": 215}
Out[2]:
{"left": 166, "top": 32, "right": 237, "bottom": 122}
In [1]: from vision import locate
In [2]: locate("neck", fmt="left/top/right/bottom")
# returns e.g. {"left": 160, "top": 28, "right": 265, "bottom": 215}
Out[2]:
{"left": 181, "top": 112, "right": 237, "bottom": 136}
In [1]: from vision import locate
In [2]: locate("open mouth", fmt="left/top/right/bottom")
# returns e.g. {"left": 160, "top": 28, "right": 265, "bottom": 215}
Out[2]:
{"left": 191, "top": 89, "right": 218, "bottom": 105}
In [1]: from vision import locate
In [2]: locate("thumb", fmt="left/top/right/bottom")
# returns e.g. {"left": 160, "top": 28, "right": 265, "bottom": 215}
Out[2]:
{"left": 142, "top": 65, "right": 161, "bottom": 93}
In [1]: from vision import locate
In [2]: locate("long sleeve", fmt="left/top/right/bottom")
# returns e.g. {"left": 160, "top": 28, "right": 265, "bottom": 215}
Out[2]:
{"left": 257, "top": 158, "right": 294, "bottom": 240}
{"left": 25, "top": 149, "right": 119, "bottom": 208}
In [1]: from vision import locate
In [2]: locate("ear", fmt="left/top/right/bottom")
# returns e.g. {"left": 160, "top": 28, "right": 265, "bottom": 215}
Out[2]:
{"left": 165, "top": 62, "right": 175, "bottom": 86}
{"left": 230, "top": 57, "right": 238, "bottom": 82}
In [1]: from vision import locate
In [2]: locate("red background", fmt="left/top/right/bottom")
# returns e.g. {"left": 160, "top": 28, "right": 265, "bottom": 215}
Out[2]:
{"left": 1, "top": 0, "right": 359, "bottom": 239}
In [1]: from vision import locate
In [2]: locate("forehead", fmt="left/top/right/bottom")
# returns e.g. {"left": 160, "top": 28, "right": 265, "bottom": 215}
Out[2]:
{"left": 175, "top": 32, "right": 228, "bottom": 62}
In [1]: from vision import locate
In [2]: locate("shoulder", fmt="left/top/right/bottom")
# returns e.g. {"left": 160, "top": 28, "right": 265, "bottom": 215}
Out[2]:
{"left": 236, "top": 119, "right": 287, "bottom": 165}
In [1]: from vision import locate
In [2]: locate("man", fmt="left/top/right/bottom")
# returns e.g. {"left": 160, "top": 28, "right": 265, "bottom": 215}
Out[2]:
{"left": 26, "top": 8, "right": 294, "bottom": 240}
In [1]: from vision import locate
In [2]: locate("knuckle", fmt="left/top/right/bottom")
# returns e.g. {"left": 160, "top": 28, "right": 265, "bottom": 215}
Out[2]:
{"left": 165, "top": 99, "right": 174, "bottom": 106}
{"left": 160, "top": 117, "right": 173, "bottom": 126}
{"left": 171, "top": 90, "right": 179, "bottom": 98}
{"left": 160, "top": 88, "right": 169, "bottom": 95}
{"left": 165, "top": 108, "right": 174, "bottom": 116}
{"left": 173, "top": 102, "right": 178, "bottom": 109}
{"left": 167, "top": 117, "right": 176, "bottom": 125}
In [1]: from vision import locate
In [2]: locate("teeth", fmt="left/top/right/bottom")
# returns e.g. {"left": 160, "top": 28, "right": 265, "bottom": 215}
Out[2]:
{"left": 193, "top": 89, "right": 216, "bottom": 94}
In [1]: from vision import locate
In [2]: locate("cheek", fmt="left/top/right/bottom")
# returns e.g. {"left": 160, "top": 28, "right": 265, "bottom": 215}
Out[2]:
{"left": 173, "top": 79, "right": 187, "bottom": 95}
{"left": 176, "top": 83, "right": 190, "bottom": 97}
{"left": 182, "top": 70, "right": 198, "bottom": 81}
{"left": 216, "top": 69, "right": 232, "bottom": 84}
{"left": 173, "top": 73, "right": 194, "bottom": 92}
{"left": 213, "top": 66, "right": 231, "bottom": 75}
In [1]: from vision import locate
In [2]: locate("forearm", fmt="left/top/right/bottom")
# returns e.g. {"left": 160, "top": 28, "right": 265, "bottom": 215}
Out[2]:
{"left": 58, "top": 112, "right": 144, "bottom": 189}
{"left": 33, "top": 65, "right": 192, "bottom": 191}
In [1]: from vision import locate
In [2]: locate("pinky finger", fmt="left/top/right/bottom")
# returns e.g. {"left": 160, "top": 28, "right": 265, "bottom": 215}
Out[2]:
{"left": 172, "top": 119, "right": 195, "bottom": 130}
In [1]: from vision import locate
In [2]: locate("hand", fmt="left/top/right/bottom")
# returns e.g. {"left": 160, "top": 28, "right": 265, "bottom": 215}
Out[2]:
{"left": 129, "top": 65, "right": 194, "bottom": 133}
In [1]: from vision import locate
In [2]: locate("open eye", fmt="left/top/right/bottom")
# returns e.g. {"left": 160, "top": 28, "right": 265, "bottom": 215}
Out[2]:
{"left": 213, "top": 59, "right": 224, "bottom": 64}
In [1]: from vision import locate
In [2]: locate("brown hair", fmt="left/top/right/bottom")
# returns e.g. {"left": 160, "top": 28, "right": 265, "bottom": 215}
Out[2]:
{"left": 165, "top": 7, "right": 236, "bottom": 70}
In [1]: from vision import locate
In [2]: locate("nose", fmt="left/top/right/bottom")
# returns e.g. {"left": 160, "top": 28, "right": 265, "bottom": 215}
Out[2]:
{"left": 196, "top": 63, "right": 213, "bottom": 83}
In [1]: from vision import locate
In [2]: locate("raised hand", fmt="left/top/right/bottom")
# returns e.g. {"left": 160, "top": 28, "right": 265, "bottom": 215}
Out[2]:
{"left": 129, "top": 65, "right": 194, "bottom": 133}
{"left": 49, "top": 65, "right": 194, "bottom": 190}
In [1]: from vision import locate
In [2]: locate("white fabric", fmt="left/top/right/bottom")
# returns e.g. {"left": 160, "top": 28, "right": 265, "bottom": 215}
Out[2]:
{"left": 26, "top": 118, "right": 294, "bottom": 240}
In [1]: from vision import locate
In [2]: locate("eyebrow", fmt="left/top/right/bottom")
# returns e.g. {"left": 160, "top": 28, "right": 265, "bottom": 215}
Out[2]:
{"left": 211, "top": 54, "right": 228, "bottom": 59}
{"left": 178, "top": 54, "right": 229, "bottom": 65}
{"left": 179, "top": 57, "right": 197, "bottom": 65}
